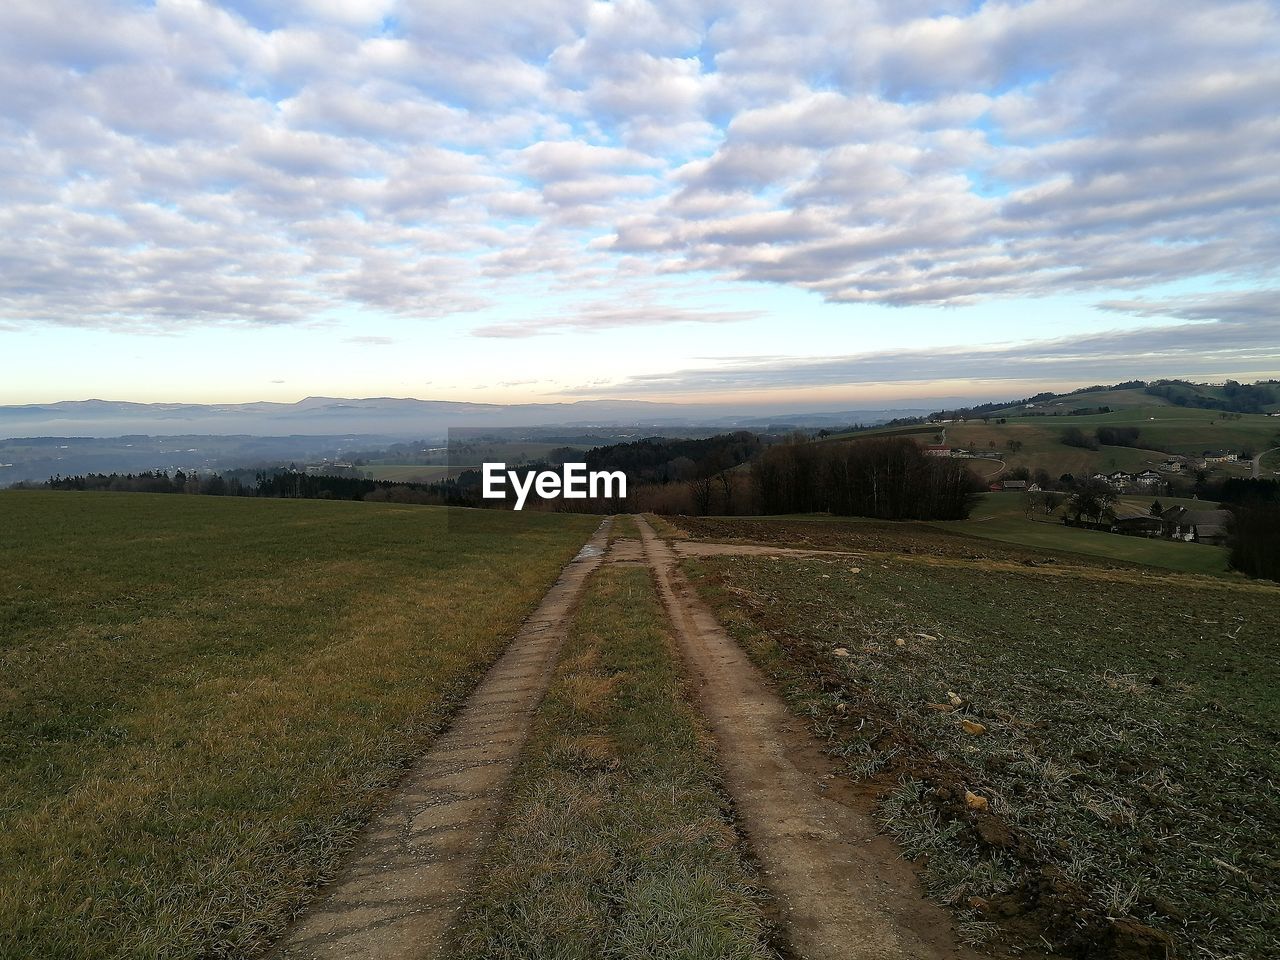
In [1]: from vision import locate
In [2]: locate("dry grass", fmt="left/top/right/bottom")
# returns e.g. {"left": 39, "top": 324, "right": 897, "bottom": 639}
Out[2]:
{"left": 0, "top": 491, "right": 596, "bottom": 960}
{"left": 641, "top": 512, "right": 687, "bottom": 540}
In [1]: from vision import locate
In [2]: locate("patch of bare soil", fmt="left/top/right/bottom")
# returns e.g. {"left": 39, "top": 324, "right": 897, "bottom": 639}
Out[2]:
{"left": 674, "top": 515, "right": 1125, "bottom": 570}
{"left": 673, "top": 540, "right": 866, "bottom": 559}
{"left": 635, "top": 517, "right": 988, "bottom": 960}
{"left": 267, "top": 521, "right": 611, "bottom": 960}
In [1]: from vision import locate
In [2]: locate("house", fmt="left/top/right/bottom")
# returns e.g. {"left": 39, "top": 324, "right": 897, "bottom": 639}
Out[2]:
{"left": 1161, "top": 506, "right": 1233, "bottom": 545}
{"left": 1161, "top": 457, "right": 1184, "bottom": 472}
{"left": 1110, "top": 505, "right": 1162, "bottom": 537}
{"left": 923, "top": 444, "right": 952, "bottom": 457}
{"left": 1000, "top": 480, "right": 1028, "bottom": 491}
{"left": 1204, "top": 450, "right": 1238, "bottom": 463}
{"left": 1135, "top": 470, "right": 1162, "bottom": 486}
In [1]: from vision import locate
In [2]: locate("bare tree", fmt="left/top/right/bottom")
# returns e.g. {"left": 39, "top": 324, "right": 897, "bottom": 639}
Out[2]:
{"left": 687, "top": 474, "right": 714, "bottom": 515}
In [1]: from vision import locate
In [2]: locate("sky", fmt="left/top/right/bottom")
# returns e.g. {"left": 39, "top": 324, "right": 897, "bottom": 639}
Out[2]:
{"left": 1, "top": 0, "right": 1277, "bottom": 409}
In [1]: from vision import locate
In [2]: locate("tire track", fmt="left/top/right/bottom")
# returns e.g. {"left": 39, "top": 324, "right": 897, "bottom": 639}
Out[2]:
{"left": 633, "top": 516, "right": 980, "bottom": 960}
{"left": 269, "top": 519, "right": 611, "bottom": 960}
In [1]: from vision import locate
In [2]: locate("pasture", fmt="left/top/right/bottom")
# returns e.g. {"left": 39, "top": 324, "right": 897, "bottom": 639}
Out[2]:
{"left": 830, "top": 403, "right": 1280, "bottom": 479}
{"left": 0, "top": 491, "right": 595, "bottom": 959}
{"left": 940, "top": 492, "right": 1231, "bottom": 576}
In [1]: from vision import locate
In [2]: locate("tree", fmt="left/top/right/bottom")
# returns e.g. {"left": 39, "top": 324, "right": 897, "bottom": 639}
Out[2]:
{"left": 1150, "top": 499, "right": 1164, "bottom": 517}
{"left": 1228, "top": 504, "right": 1280, "bottom": 579}
{"left": 1066, "top": 479, "right": 1116, "bottom": 523}
{"left": 1097, "top": 426, "right": 1140, "bottom": 447}
{"left": 687, "top": 474, "right": 714, "bottom": 515}
{"left": 1061, "top": 427, "right": 1099, "bottom": 450}
{"left": 753, "top": 436, "right": 980, "bottom": 520}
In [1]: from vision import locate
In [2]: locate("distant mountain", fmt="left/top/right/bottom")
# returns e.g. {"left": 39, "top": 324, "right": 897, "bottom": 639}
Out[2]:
{"left": 0, "top": 397, "right": 942, "bottom": 440}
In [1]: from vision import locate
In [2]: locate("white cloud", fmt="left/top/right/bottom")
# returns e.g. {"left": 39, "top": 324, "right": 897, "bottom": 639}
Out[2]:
{"left": 0, "top": 0, "right": 1275, "bottom": 367}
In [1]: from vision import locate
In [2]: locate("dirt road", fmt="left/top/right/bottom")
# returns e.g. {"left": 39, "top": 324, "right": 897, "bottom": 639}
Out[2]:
{"left": 270, "top": 520, "right": 611, "bottom": 960}
{"left": 634, "top": 517, "right": 979, "bottom": 960}
{"left": 270, "top": 514, "right": 979, "bottom": 960}
{"left": 1254, "top": 446, "right": 1279, "bottom": 478}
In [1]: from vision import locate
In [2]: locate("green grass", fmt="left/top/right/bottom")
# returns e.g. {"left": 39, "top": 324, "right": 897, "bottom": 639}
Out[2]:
{"left": 1024, "top": 405, "right": 1280, "bottom": 455}
{"left": 1025, "top": 387, "right": 1173, "bottom": 410}
{"left": 829, "top": 404, "right": 1280, "bottom": 479}
{"left": 941, "top": 493, "right": 1231, "bottom": 576}
{"left": 687, "top": 528, "right": 1280, "bottom": 959}
{"left": 0, "top": 491, "right": 597, "bottom": 960}
{"left": 449, "top": 565, "right": 774, "bottom": 960}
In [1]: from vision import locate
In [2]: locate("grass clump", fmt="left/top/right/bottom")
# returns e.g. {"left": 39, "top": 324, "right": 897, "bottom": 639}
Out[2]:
{"left": 0, "top": 491, "right": 597, "bottom": 960}
{"left": 449, "top": 565, "right": 774, "bottom": 960}
{"left": 687, "top": 524, "right": 1280, "bottom": 960}
{"left": 608, "top": 513, "right": 643, "bottom": 542}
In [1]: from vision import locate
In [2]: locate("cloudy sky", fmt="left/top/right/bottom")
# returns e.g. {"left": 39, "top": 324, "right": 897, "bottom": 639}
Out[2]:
{"left": 1, "top": 0, "right": 1277, "bottom": 408}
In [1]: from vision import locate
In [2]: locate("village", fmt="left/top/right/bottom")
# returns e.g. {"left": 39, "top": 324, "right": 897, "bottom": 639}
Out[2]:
{"left": 939, "top": 447, "right": 1249, "bottom": 547}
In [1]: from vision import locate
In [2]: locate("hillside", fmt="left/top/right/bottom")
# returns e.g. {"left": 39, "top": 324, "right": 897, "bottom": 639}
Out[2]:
{"left": 966, "top": 380, "right": 1280, "bottom": 417}
{"left": 833, "top": 403, "right": 1280, "bottom": 480}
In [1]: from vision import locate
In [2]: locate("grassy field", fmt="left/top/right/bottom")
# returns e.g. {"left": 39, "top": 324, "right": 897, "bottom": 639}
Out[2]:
{"left": 359, "top": 463, "right": 469, "bottom": 482}
{"left": 686, "top": 520, "right": 1280, "bottom": 959}
{"left": 940, "top": 493, "right": 1231, "bottom": 576}
{"left": 833, "top": 403, "right": 1280, "bottom": 479}
{"left": 1020, "top": 406, "right": 1280, "bottom": 456}
{"left": 0, "top": 491, "right": 596, "bottom": 960}
{"left": 449, "top": 565, "right": 774, "bottom": 960}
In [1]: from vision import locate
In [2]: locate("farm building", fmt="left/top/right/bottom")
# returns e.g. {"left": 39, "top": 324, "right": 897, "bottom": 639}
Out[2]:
{"left": 1161, "top": 506, "right": 1232, "bottom": 545}
{"left": 1110, "top": 506, "right": 1162, "bottom": 537}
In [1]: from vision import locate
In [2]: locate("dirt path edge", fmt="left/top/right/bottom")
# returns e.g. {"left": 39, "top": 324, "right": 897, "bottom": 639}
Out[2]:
{"left": 634, "top": 517, "right": 982, "bottom": 960}
{"left": 267, "top": 519, "right": 612, "bottom": 960}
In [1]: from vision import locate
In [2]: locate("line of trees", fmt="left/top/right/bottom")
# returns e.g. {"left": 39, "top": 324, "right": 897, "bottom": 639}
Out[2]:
{"left": 753, "top": 437, "right": 981, "bottom": 520}
{"left": 1061, "top": 425, "right": 1147, "bottom": 451}
{"left": 38, "top": 469, "right": 462, "bottom": 503}
{"left": 1228, "top": 504, "right": 1280, "bottom": 580}
{"left": 1146, "top": 379, "right": 1278, "bottom": 414}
